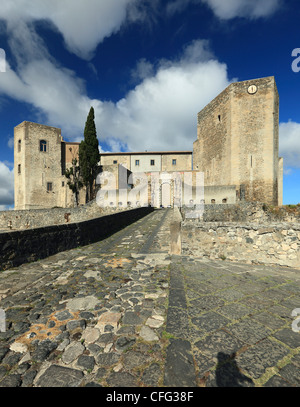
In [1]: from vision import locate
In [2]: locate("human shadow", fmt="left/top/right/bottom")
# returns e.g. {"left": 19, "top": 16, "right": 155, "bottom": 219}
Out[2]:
{"left": 215, "top": 352, "right": 254, "bottom": 387}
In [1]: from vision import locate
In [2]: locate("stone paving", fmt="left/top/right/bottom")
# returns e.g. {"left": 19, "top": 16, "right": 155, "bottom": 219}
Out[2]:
{"left": 0, "top": 208, "right": 299, "bottom": 387}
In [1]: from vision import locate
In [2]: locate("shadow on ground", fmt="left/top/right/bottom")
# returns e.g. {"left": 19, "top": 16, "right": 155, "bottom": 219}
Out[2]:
{"left": 207, "top": 352, "right": 254, "bottom": 387}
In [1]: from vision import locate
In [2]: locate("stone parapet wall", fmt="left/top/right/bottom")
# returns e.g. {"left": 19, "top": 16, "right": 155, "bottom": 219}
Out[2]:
{"left": 0, "top": 200, "right": 132, "bottom": 232}
{"left": 0, "top": 207, "right": 154, "bottom": 271}
{"left": 181, "top": 221, "right": 300, "bottom": 269}
{"left": 181, "top": 202, "right": 300, "bottom": 223}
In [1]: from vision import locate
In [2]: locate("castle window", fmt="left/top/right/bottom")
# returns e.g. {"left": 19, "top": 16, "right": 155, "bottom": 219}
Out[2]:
{"left": 47, "top": 182, "right": 53, "bottom": 192}
{"left": 222, "top": 198, "right": 227, "bottom": 203}
{"left": 62, "top": 181, "right": 65, "bottom": 187}
{"left": 113, "top": 160, "right": 118, "bottom": 164}
{"left": 218, "top": 115, "right": 221, "bottom": 122}
{"left": 135, "top": 160, "right": 140, "bottom": 166}
{"left": 172, "top": 159, "right": 177, "bottom": 166}
{"left": 40, "top": 140, "right": 47, "bottom": 152}
{"left": 18, "top": 164, "right": 21, "bottom": 174}
{"left": 211, "top": 199, "right": 216, "bottom": 204}
{"left": 150, "top": 159, "right": 155, "bottom": 166}
{"left": 18, "top": 140, "right": 21, "bottom": 152}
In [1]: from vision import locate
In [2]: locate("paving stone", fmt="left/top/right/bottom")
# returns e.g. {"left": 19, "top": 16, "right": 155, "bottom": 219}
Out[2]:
{"left": 0, "top": 345, "right": 9, "bottom": 362}
{"left": 122, "top": 351, "right": 150, "bottom": 370}
{"left": 96, "top": 312, "right": 122, "bottom": 332}
{"left": 188, "top": 296, "right": 225, "bottom": 316}
{"left": 115, "top": 336, "right": 136, "bottom": 351}
{"left": 122, "top": 311, "right": 143, "bottom": 325}
{"left": 142, "top": 363, "right": 161, "bottom": 386}
{"left": 96, "top": 352, "right": 120, "bottom": 366}
{"left": 77, "top": 355, "right": 95, "bottom": 371}
{"left": 277, "top": 363, "right": 300, "bottom": 386}
{"left": 31, "top": 339, "right": 58, "bottom": 362}
{"left": 273, "top": 328, "right": 300, "bottom": 349}
{"left": 0, "top": 374, "right": 22, "bottom": 387}
{"left": 263, "top": 375, "right": 294, "bottom": 387}
{"left": 139, "top": 326, "right": 159, "bottom": 342}
{"left": 206, "top": 361, "right": 254, "bottom": 387}
{"left": 236, "top": 339, "right": 289, "bottom": 379}
{"left": 54, "top": 310, "right": 73, "bottom": 321}
{"left": 164, "top": 339, "right": 197, "bottom": 387}
{"left": 252, "top": 312, "right": 286, "bottom": 330}
{"left": 194, "top": 329, "right": 244, "bottom": 361}
{"left": 106, "top": 371, "right": 138, "bottom": 387}
{"left": 166, "top": 307, "right": 190, "bottom": 338}
{"left": 66, "top": 296, "right": 100, "bottom": 312}
{"left": 36, "top": 365, "right": 84, "bottom": 387}
{"left": 62, "top": 341, "right": 85, "bottom": 364}
{"left": 21, "top": 369, "right": 38, "bottom": 387}
{"left": 191, "top": 312, "right": 230, "bottom": 333}
{"left": 217, "top": 303, "right": 254, "bottom": 320}
{"left": 227, "top": 318, "right": 272, "bottom": 345}
{"left": 81, "top": 327, "right": 100, "bottom": 344}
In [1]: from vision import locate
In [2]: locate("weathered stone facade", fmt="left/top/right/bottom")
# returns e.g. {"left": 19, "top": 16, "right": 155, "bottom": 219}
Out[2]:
{"left": 193, "top": 76, "right": 282, "bottom": 206}
{"left": 14, "top": 122, "right": 85, "bottom": 210}
{"left": 14, "top": 76, "right": 283, "bottom": 211}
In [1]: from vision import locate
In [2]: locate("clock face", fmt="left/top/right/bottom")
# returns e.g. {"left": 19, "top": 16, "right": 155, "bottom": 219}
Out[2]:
{"left": 248, "top": 85, "right": 257, "bottom": 94}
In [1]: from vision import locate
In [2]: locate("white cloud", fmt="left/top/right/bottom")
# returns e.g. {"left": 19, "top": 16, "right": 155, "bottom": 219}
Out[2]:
{"left": 1, "top": 0, "right": 137, "bottom": 59}
{"left": 167, "top": 0, "right": 281, "bottom": 19}
{"left": 279, "top": 121, "right": 300, "bottom": 169}
{"left": 7, "top": 137, "right": 14, "bottom": 149}
{"left": 203, "top": 0, "right": 281, "bottom": 19}
{"left": 0, "top": 33, "right": 230, "bottom": 151}
{"left": 97, "top": 40, "right": 229, "bottom": 151}
{"left": 0, "top": 162, "right": 14, "bottom": 206}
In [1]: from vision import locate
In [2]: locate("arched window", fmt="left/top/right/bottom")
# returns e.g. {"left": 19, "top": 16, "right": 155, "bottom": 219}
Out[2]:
{"left": 18, "top": 139, "right": 21, "bottom": 152}
{"left": 40, "top": 140, "right": 47, "bottom": 152}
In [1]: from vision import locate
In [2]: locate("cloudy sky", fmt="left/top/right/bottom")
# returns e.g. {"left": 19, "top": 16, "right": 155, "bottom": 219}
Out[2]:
{"left": 0, "top": 0, "right": 300, "bottom": 208}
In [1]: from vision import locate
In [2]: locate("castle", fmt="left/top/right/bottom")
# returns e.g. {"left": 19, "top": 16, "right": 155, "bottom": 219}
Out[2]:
{"left": 14, "top": 76, "right": 283, "bottom": 210}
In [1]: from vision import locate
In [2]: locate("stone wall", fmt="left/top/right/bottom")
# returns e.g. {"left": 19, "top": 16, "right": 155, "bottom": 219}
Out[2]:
{"left": 181, "top": 202, "right": 300, "bottom": 223}
{"left": 181, "top": 222, "right": 300, "bottom": 269}
{"left": 193, "top": 76, "right": 282, "bottom": 206}
{"left": 0, "top": 199, "right": 135, "bottom": 232}
{"left": 0, "top": 207, "right": 154, "bottom": 271}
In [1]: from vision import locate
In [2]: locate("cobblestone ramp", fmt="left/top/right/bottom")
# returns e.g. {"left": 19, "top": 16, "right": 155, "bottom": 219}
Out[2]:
{"left": 0, "top": 208, "right": 300, "bottom": 387}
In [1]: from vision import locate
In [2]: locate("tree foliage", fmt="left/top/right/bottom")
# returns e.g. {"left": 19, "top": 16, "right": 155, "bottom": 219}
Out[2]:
{"left": 79, "top": 107, "right": 100, "bottom": 202}
{"left": 64, "top": 158, "right": 83, "bottom": 207}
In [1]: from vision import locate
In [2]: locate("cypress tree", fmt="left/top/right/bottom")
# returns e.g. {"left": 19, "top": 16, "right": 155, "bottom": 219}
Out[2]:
{"left": 79, "top": 107, "right": 100, "bottom": 203}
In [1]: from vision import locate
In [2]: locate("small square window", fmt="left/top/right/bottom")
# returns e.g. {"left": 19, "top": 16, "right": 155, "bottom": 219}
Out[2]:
{"left": 150, "top": 159, "right": 155, "bottom": 166}
{"left": 172, "top": 159, "right": 177, "bottom": 165}
{"left": 113, "top": 160, "right": 118, "bottom": 164}
{"left": 47, "top": 182, "right": 53, "bottom": 192}
{"left": 135, "top": 160, "right": 140, "bottom": 166}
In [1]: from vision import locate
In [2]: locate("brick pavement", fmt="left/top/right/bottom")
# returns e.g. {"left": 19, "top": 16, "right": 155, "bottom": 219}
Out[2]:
{"left": 0, "top": 208, "right": 299, "bottom": 387}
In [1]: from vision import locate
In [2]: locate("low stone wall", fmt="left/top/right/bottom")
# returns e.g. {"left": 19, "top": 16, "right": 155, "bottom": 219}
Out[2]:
{"left": 181, "top": 222, "right": 300, "bottom": 269}
{"left": 0, "top": 207, "right": 154, "bottom": 271}
{"left": 181, "top": 202, "right": 300, "bottom": 223}
{"left": 0, "top": 200, "right": 131, "bottom": 232}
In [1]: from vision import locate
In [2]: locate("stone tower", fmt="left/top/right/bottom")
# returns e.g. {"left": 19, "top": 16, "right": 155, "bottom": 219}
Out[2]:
{"left": 14, "top": 121, "right": 74, "bottom": 209}
{"left": 193, "top": 76, "right": 283, "bottom": 206}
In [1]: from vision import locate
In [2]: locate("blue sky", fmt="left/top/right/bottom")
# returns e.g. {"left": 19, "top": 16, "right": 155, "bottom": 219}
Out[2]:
{"left": 0, "top": 0, "right": 299, "bottom": 208}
